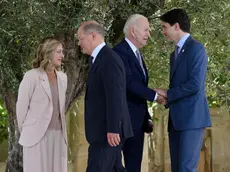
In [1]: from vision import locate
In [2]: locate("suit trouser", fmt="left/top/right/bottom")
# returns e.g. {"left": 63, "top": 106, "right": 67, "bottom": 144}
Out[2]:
{"left": 86, "top": 142, "right": 126, "bottom": 172}
{"left": 122, "top": 129, "right": 144, "bottom": 172}
{"left": 23, "top": 130, "right": 67, "bottom": 172}
{"left": 169, "top": 122, "right": 204, "bottom": 172}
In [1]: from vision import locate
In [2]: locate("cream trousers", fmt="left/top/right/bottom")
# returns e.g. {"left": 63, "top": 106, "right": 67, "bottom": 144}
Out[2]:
{"left": 23, "top": 130, "right": 67, "bottom": 172}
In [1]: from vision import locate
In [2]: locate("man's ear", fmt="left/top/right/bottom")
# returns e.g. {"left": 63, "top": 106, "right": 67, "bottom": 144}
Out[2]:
{"left": 92, "top": 32, "right": 97, "bottom": 40}
{"left": 130, "top": 27, "right": 136, "bottom": 38}
{"left": 175, "top": 23, "right": 181, "bottom": 31}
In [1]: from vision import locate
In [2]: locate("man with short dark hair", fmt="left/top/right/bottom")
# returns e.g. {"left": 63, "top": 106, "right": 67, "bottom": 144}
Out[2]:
{"left": 77, "top": 20, "right": 133, "bottom": 172}
{"left": 156, "top": 9, "right": 212, "bottom": 172}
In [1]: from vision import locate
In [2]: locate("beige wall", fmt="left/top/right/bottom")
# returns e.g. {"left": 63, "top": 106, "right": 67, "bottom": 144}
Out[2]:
{"left": 68, "top": 97, "right": 230, "bottom": 172}
{"left": 0, "top": 140, "right": 7, "bottom": 162}
{"left": 67, "top": 96, "right": 150, "bottom": 172}
{"left": 148, "top": 107, "right": 230, "bottom": 172}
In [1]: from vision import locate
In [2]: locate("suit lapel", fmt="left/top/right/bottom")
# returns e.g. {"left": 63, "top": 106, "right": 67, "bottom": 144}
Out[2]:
{"left": 170, "top": 36, "right": 192, "bottom": 80}
{"left": 55, "top": 71, "right": 68, "bottom": 144}
{"left": 88, "top": 46, "right": 104, "bottom": 76}
{"left": 86, "top": 61, "right": 98, "bottom": 97}
{"left": 56, "top": 71, "right": 65, "bottom": 114}
{"left": 169, "top": 53, "right": 174, "bottom": 80}
{"left": 39, "top": 70, "right": 52, "bottom": 103}
{"left": 123, "top": 40, "right": 146, "bottom": 79}
{"left": 132, "top": 50, "right": 146, "bottom": 78}
{"left": 86, "top": 45, "right": 105, "bottom": 96}
{"left": 142, "top": 58, "right": 148, "bottom": 83}
{"left": 90, "top": 57, "right": 100, "bottom": 74}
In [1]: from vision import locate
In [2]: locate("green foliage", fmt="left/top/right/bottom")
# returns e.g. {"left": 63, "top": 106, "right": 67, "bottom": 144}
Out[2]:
{"left": 0, "top": 99, "right": 8, "bottom": 144}
{"left": 0, "top": 0, "right": 82, "bottom": 92}
{"left": 0, "top": 0, "right": 229, "bottom": 129}
{"left": 144, "top": 0, "right": 230, "bottom": 109}
{"left": 0, "top": 0, "right": 163, "bottom": 91}
{"left": 0, "top": 1, "right": 164, "bottom": 170}
{"left": 0, "top": 1, "right": 229, "bottom": 170}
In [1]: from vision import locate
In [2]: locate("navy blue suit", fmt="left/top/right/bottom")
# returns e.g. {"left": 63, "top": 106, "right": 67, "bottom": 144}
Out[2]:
{"left": 113, "top": 39, "right": 156, "bottom": 172}
{"left": 85, "top": 45, "right": 133, "bottom": 172}
{"left": 167, "top": 36, "right": 212, "bottom": 172}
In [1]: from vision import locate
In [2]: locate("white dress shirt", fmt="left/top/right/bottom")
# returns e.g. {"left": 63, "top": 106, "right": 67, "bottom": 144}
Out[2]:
{"left": 91, "top": 42, "right": 106, "bottom": 64}
{"left": 125, "top": 38, "right": 158, "bottom": 101}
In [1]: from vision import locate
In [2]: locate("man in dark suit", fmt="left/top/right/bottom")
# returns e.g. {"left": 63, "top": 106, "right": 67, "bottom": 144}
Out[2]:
{"left": 155, "top": 9, "right": 212, "bottom": 172}
{"left": 77, "top": 20, "right": 133, "bottom": 172}
{"left": 113, "top": 14, "right": 164, "bottom": 172}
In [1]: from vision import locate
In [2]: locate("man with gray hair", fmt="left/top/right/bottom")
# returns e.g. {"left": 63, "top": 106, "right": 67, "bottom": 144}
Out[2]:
{"left": 113, "top": 14, "right": 165, "bottom": 172}
{"left": 77, "top": 20, "right": 133, "bottom": 172}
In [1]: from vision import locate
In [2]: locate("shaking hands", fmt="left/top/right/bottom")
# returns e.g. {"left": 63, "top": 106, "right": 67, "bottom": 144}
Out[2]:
{"left": 154, "top": 88, "right": 167, "bottom": 105}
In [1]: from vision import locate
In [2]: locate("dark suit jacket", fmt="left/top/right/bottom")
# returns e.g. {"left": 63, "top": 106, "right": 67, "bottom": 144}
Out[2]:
{"left": 167, "top": 36, "right": 212, "bottom": 130}
{"left": 113, "top": 39, "right": 156, "bottom": 130}
{"left": 84, "top": 45, "right": 133, "bottom": 144}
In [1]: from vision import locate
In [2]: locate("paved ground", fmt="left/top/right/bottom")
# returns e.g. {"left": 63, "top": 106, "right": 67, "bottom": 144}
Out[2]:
{"left": 0, "top": 163, "right": 5, "bottom": 172}
{"left": 0, "top": 163, "right": 75, "bottom": 172}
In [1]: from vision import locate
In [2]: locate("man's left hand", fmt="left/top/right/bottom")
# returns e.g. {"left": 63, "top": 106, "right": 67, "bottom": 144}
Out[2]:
{"left": 107, "top": 133, "right": 120, "bottom": 147}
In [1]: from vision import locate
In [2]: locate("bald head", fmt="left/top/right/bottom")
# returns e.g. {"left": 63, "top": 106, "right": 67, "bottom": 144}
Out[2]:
{"left": 77, "top": 20, "right": 105, "bottom": 55}
{"left": 80, "top": 20, "right": 105, "bottom": 37}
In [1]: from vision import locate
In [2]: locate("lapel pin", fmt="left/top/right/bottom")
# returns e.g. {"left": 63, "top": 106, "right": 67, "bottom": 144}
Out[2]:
{"left": 182, "top": 49, "right": 185, "bottom": 53}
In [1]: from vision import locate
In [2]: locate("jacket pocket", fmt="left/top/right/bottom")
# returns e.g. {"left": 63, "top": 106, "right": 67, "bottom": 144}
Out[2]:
{"left": 22, "top": 118, "right": 37, "bottom": 127}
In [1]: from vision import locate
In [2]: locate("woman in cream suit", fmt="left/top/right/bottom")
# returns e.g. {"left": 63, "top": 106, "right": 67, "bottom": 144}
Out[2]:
{"left": 16, "top": 37, "right": 68, "bottom": 172}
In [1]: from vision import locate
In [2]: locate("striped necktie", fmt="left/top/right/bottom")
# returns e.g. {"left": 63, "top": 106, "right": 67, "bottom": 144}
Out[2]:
{"left": 136, "top": 50, "right": 146, "bottom": 77}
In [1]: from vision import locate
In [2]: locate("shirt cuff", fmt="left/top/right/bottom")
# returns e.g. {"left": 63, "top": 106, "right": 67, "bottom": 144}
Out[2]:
{"left": 154, "top": 92, "right": 158, "bottom": 101}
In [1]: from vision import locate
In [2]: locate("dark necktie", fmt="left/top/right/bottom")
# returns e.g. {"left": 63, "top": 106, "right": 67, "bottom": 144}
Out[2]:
{"left": 135, "top": 50, "right": 146, "bottom": 77}
{"left": 173, "top": 45, "right": 179, "bottom": 69}
{"left": 174, "top": 45, "right": 180, "bottom": 61}
{"left": 89, "top": 56, "right": 93, "bottom": 69}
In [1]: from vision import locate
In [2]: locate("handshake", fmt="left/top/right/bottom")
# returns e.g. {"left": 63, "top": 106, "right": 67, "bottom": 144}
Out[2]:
{"left": 154, "top": 88, "right": 167, "bottom": 105}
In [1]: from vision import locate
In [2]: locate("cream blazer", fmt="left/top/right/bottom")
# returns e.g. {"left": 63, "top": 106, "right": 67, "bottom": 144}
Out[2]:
{"left": 16, "top": 68, "right": 68, "bottom": 147}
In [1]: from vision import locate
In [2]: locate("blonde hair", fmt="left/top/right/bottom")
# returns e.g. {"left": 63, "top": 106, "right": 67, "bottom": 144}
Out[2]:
{"left": 32, "top": 37, "right": 63, "bottom": 71}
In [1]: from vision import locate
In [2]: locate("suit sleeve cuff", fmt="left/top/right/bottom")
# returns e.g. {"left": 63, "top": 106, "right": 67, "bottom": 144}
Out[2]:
{"left": 107, "top": 121, "right": 121, "bottom": 134}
